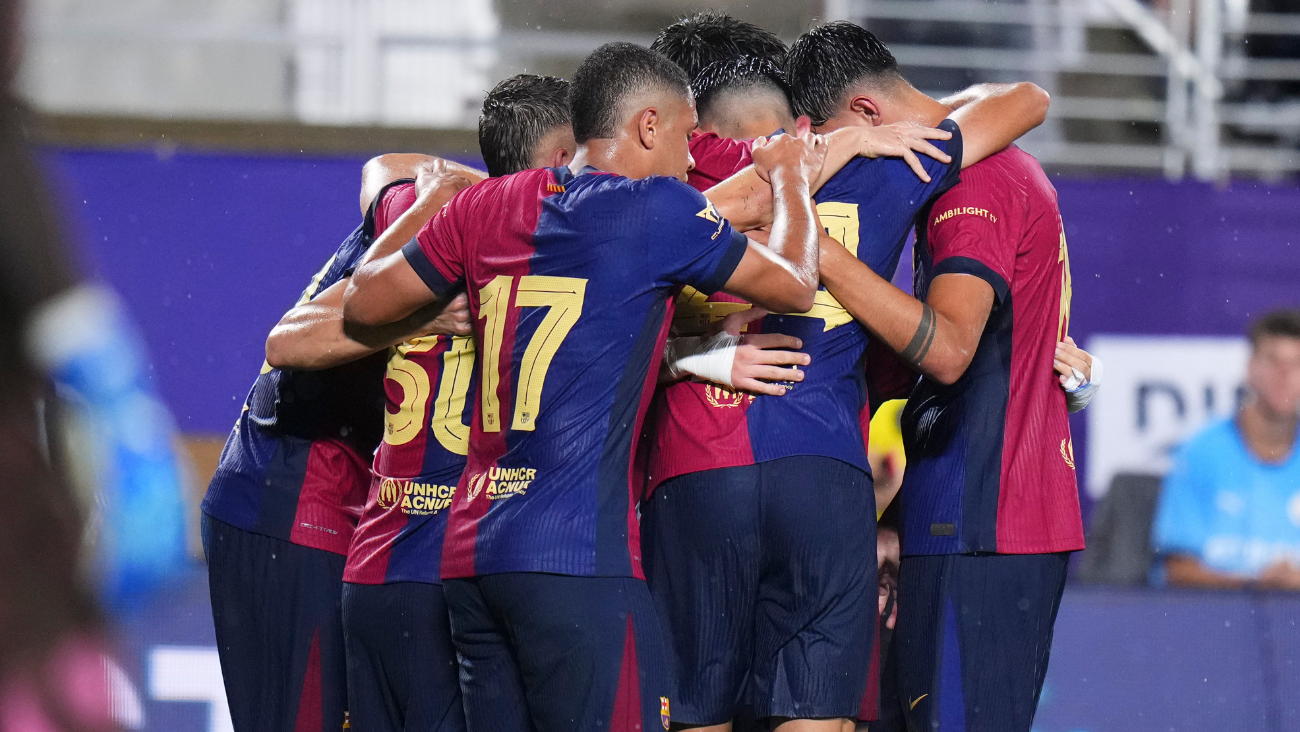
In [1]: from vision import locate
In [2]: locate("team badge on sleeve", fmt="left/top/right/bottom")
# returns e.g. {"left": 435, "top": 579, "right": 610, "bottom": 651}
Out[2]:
{"left": 660, "top": 697, "right": 671, "bottom": 729}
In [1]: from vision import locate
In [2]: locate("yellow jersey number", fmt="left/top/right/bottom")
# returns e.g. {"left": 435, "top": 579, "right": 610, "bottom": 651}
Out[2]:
{"left": 479, "top": 275, "right": 588, "bottom": 432}
{"left": 673, "top": 202, "right": 862, "bottom": 334}
{"left": 383, "top": 335, "right": 476, "bottom": 456}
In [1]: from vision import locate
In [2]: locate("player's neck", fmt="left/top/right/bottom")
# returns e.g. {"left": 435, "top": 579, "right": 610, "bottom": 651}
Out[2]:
{"left": 888, "top": 86, "right": 953, "bottom": 128}
{"left": 1237, "top": 400, "right": 1299, "bottom": 464}
{"left": 570, "top": 140, "right": 648, "bottom": 180}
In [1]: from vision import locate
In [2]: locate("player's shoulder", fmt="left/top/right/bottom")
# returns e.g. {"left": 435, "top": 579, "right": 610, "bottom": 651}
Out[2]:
{"left": 959, "top": 145, "right": 1050, "bottom": 189}
{"left": 610, "top": 173, "right": 705, "bottom": 208}
{"left": 441, "top": 168, "right": 557, "bottom": 222}
{"left": 470, "top": 167, "right": 554, "bottom": 200}
{"left": 689, "top": 130, "right": 754, "bottom": 159}
{"left": 374, "top": 180, "right": 418, "bottom": 228}
{"left": 688, "top": 130, "right": 727, "bottom": 154}
{"left": 929, "top": 147, "right": 1027, "bottom": 210}
{"left": 819, "top": 154, "right": 894, "bottom": 203}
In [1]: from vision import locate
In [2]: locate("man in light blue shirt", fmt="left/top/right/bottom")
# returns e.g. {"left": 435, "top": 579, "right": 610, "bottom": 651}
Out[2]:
{"left": 1153, "top": 308, "right": 1300, "bottom": 588}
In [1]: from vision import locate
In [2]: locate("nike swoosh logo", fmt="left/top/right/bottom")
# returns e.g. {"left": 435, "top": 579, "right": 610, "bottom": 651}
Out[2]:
{"left": 910, "top": 694, "right": 928, "bottom": 711}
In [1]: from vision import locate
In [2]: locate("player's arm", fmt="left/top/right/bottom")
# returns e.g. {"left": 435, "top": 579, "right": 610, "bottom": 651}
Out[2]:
{"left": 940, "top": 83, "right": 1050, "bottom": 168}
{"left": 702, "top": 124, "right": 951, "bottom": 229}
{"left": 814, "top": 123, "right": 953, "bottom": 185}
{"left": 266, "top": 281, "right": 469, "bottom": 370}
{"left": 717, "top": 134, "right": 825, "bottom": 314}
{"left": 360, "top": 153, "right": 486, "bottom": 213}
{"left": 702, "top": 167, "right": 773, "bottom": 232}
{"left": 266, "top": 167, "right": 473, "bottom": 369}
{"left": 817, "top": 237, "right": 993, "bottom": 385}
{"left": 344, "top": 247, "right": 453, "bottom": 331}
{"left": 346, "top": 176, "right": 468, "bottom": 333}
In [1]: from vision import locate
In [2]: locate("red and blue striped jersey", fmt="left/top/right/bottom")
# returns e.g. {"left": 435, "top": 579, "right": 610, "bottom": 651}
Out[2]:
{"left": 201, "top": 193, "right": 394, "bottom": 554}
{"left": 345, "top": 183, "right": 477, "bottom": 585}
{"left": 901, "top": 146, "right": 1084, "bottom": 556}
{"left": 401, "top": 166, "right": 749, "bottom": 579}
{"left": 647, "top": 121, "right": 963, "bottom": 491}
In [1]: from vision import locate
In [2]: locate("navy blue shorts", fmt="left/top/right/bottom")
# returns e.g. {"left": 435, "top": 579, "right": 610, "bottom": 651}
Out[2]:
{"left": 203, "top": 513, "right": 348, "bottom": 732}
{"left": 879, "top": 552, "right": 1070, "bottom": 732}
{"left": 341, "top": 581, "right": 465, "bottom": 732}
{"left": 443, "top": 573, "right": 674, "bottom": 732}
{"left": 640, "top": 455, "right": 876, "bottom": 724}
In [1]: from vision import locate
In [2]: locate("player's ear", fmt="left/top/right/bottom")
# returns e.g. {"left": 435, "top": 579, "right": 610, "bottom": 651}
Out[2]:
{"left": 849, "top": 95, "right": 885, "bottom": 126}
{"left": 637, "top": 107, "right": 658, "bottom": 151}
{"left": 550, "top": 145, "right": 573, "bottom": 168}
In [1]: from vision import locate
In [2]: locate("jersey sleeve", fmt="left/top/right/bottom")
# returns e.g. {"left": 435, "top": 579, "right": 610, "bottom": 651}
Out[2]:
{"left": 404, "top": 190, "right": 469, "bottom": 298}
{"left": 922, "top": 167, "right": 1014, "bottom": 303}
{"left": 892, "top": 118, "right": 963, "bottom": 216}
{"left": 374, "top": 182, "right": 418, "bottom": 236}
{"left": 1151, "top": 441, "right": 1212, "bottom": 558}
{"left": 339, "top": 179, "right": 419, "bottom": 279}
{"left": 641, "top": 177, "right": 750, "bottom": 295}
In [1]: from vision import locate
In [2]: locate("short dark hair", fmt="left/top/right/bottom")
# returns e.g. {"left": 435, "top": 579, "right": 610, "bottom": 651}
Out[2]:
{"left": 1249, "top": 308, "right": 1300, "bottom": 347}
{"left": 692, "top": 55, "right": 794, "bottom": 122}
{"left": 478, "top": 74, "right": 572, "bottom": 178}
{"left": 570, "top": 42, "right": 690, "bottom": 143}
{"left": 650, "top": 12, "right": 787, "bottom": 80}
{"left": 786, "top": 21, "right": 903, "bottom": 125}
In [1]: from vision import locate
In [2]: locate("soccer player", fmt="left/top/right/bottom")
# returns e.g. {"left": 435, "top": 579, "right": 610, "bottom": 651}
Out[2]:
{"left": 643, "top": 32, "right": 1051, "bottom": 732}
{"left": 791, "top": 22, "right": 1085, "bottom": 732}
{"left": 341, "top": 74, "right": 574, "bottom": 732}
{"left": 342, "top": 41, "right": 827, "bottom": 732}
{"left": 201, "top": 155, "right": 475, "bottom": 732}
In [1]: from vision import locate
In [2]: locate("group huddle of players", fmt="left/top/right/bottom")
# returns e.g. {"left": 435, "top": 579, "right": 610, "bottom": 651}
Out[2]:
{"left": 200, "top": 13, "right": 1104, "bottom": 732}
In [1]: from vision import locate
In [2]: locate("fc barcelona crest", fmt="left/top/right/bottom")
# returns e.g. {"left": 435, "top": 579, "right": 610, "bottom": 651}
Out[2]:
{"left": 659, "top": 697, "right": 670, "bottom": 729}
{"left": 704, "top": 384, "right": 753, "bottom": 409}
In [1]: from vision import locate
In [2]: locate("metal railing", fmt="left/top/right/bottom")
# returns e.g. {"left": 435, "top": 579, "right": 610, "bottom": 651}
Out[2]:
{"left": 19, "top": 0, "right": 1300, "bottom": 179}
{"left": 828, "top": 0, "right": 1300, "bottom": 179}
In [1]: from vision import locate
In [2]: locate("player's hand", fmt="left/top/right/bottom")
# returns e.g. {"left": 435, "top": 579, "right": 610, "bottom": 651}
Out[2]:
{"left": 713, "top": 307, "right": 810, "bottom": 397}
{"left": 878, "top": 527, "right": 901, "bottom": 630}
{"left": 751, "top": 129, "right": 827, "bottom": 188}
{"left": 419, "top": 292, "right": 472, "bottom": 337}
{"left": 1054, "top": 336, "right": 1093, "bottom": 387}
{"left": 414, "top": 158, "right": 475, "bottom": 203}
{"left": 731, "top": 333, "right": 810, "bottom": 396}
{"left": 852, "top": 123, "right": 952, "bottom": 183}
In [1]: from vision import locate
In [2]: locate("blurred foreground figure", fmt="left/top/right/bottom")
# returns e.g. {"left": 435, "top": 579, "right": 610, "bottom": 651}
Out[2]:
{"left": 1154, "top": 309, "right": 1300, "bottom": 589}
{"left": 0, "top": 0, "right": 186, "bottom": 728}
{"left": 0, "top": 21, "right": 186, "bottom": 605}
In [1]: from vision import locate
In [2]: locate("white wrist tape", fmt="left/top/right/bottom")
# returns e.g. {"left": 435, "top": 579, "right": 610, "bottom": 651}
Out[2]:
{"left": 1065, "top": 353, "right": 1104, "bottom": 413}
{"left": 667, "top": 332, "right": 740, "bottom": 387}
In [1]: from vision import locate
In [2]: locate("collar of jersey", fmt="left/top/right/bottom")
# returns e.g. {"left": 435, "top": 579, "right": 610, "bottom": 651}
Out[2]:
{"left": 551, "top": 164, "right": 604, "bottom": 184}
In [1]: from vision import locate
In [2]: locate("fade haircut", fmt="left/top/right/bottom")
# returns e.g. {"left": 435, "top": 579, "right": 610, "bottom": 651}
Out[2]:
{"left": 786, "top": 21, "right": 904, "bottom": 126}
{"left": 1249, "top": 308, "right": 1300, "bottom": 348}
{"left": 570, "top": 42, "right": 691, "bottom": 143}
{"left": 692, "top": 55, "right": 794, "bottom": 122}
{"left": 651, "top": 12, "right": 787, "bottom": 80}
{"left": 478, "top": 74, "right": 572, "bottom": 178}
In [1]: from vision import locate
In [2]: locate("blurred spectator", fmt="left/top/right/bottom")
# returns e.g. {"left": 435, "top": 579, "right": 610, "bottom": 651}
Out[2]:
{"left": 1153, "top": 308, "right": 1300, "bottom": 589}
